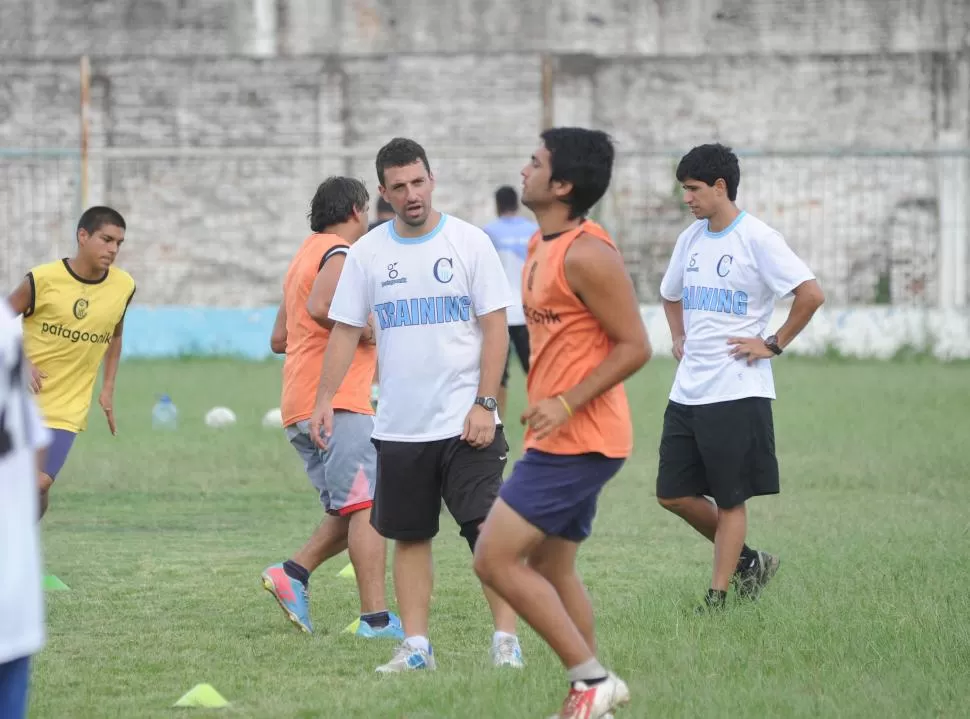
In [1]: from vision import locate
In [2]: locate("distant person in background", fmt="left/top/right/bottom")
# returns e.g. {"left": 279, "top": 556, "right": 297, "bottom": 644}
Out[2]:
{"left": 482, "top": 186, "right": 537, "bottom": 419}
{"left": 263, "top": 177, "right": 402, "bottom": 640}
{"left": 5, "top": 206, "right": 136, "bottom": 519}
{"left": 0, "top": 299, "right": 50, "bottom": 719}
{"left": 368, "top": 197, "right": 395, "bottom": 231}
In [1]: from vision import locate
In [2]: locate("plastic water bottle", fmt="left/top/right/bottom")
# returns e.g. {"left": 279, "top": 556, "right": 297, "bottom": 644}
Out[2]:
{"left": 152, "top": 394, "right": 178, "bottom": 430}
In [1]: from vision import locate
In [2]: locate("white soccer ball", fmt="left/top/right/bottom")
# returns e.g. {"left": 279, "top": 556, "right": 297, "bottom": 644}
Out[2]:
{"left": 261, "top": 407, "right": 283, "bottom": 428}
{"left": 205, "top": 406, "right": 237, "bottom": 428}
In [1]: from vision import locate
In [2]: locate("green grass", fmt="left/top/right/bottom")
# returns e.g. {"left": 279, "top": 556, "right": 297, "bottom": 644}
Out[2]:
{"left": 31, "top": 357, "right": 970, "bottom": 718}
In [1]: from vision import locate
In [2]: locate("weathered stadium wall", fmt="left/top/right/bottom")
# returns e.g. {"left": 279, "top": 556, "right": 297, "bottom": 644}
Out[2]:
{"left": 1, "top": 0, "right": 968, "bottom": 358}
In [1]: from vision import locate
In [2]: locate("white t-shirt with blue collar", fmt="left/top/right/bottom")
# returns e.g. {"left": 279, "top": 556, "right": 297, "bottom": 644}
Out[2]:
{"left": 328, "top": 213, "right": 515, "bottom": 442}
{"left": 659, "top": 211, "right": 815, "bottom": 406}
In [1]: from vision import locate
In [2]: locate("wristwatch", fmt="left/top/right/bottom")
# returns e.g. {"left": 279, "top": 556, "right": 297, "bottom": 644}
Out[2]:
{"left": 475, "top": 396, "right": 498, "bottom": 411}
{"left": 763, "top": 334, "right": 783, "bottom": 356}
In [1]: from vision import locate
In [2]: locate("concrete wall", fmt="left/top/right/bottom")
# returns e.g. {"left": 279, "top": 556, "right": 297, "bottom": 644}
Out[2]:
{"left": 0, "top": 0, "right": 968, "bottom": 308}
{"left": 2, "top": 0, "right": 967, "bottom": 57}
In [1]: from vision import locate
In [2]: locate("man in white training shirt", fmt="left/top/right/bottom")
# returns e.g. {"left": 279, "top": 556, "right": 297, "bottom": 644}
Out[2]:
{"left": 656, "top": 143, "right": 825, "bottom": 612}
{"left": 0, "top": 300, "right": 50, "bottom": 719}
{"left": 309, "top": 137, "right": 522, "bottom": 674}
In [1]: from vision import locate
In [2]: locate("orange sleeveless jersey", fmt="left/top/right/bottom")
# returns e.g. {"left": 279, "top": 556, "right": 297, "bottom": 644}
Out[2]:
{"left": 280, "top": 233, "right": 376, "bottom": 426}
{"left": 521, "top": 220, "right": 633, "bottom": 458}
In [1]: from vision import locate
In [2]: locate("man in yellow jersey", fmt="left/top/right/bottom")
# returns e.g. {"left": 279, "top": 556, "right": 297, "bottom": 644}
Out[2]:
{"left": 5, "top": 206, "right": 136, "bottom": 518}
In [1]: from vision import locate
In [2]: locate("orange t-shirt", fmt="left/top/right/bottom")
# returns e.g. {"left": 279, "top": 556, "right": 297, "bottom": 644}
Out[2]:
{"left": 280, "top": 233, "right": 376, "bottom": 426}
{"left": 521, "top": 220, "right": 633, "bottom": 458}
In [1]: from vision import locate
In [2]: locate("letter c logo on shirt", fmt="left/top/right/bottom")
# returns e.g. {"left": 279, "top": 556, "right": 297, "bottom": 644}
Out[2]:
{"left": 717, "top": 255, "right": 733, "bottom": 277}
{"left": 433, "top": 257, "right": 454, "bottom": 283}
{"left": 73, "top": 298, "right": 89, "bottom": 319}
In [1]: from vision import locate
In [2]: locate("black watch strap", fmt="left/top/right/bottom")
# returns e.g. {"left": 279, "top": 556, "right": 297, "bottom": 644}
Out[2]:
{"left": 764, "top": 334, "right": 783, "bottom": 355}
{"left": 475, "top": 396, "right": 498, "bottom": 411}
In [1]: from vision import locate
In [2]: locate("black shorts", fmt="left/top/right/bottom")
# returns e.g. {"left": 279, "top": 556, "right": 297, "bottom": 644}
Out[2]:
{"left": 656, "top": 398, "right": 779, "bottom": 510}
{"left": 501, "top": 325, "right": 531, "bottom": 388}
{"left": 370, "top": 427, "right": 509, "bottom": 541}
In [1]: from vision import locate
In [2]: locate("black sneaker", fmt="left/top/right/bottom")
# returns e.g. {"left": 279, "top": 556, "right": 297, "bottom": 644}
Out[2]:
{"left": 694, "top": 589, "right": 727, "bottom": 615}
{"left": 733, "top": 550, "right": 780, "bottom": 600}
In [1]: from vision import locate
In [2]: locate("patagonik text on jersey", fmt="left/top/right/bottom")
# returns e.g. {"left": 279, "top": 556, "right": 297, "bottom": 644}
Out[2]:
{"left": 40, "top": 321, "right": 113, "bottom": 345}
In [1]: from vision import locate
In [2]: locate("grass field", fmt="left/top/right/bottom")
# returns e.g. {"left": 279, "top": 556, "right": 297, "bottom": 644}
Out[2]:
{"left": 30, "top": 356, "right": 970, "bottom": 718}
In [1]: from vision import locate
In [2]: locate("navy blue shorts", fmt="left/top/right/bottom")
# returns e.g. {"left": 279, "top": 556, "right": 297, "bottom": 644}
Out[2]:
{"left": 499, "top": 449, "right": 625, "bottom": 542}
{"left": 43, "top": 429, "right": 76, "bottom": 480}
{"left": 0, "top": 655, "right": 31, "bottom": 719}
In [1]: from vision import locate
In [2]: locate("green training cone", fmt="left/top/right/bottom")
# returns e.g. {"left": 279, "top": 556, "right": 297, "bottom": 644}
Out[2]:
{"left": 43, "top": 575, "right": 70, "bottom": 591}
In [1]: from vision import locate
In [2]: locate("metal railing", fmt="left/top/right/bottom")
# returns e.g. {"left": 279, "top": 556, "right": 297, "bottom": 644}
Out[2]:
{"left": 1, "top": 146, "right": 968, "bottom": 308}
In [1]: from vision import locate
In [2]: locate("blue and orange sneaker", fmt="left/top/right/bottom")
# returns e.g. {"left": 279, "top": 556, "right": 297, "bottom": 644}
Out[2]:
{"left": 261, "top": 563, "right": 312, "bottom": 634}
{"left": 353, "top": 612, "right": 405, "bottom": 640}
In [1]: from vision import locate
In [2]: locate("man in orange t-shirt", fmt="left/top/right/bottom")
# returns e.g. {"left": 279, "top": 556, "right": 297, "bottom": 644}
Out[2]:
{"left": 473, "top": 129, "right": 652, "bottom": 719}
{"left": 260, "top": 177, "right": 402, "bottom": 641}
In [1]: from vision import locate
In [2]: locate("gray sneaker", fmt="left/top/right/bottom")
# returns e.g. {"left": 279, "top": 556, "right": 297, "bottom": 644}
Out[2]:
{"left": 375, "top": 640, "right": 437, "bottom": 673}
{"left": 491, "top": 635, "right": 524, "bottom": 668}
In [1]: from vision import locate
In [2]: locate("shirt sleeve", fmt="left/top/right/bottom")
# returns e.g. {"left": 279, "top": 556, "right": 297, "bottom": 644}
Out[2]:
{"left": 25, "top": 392, "right": 51, "bottom": 451}
{"left": 327, "top": 246, "right": 372, "bottom": 327}
{"left": 23, "top": 272, "right": 37, "bottom": 318}
{"left": 659, "top": 232, "right": 689, "bottom": 302}
{"left": 120, "top": 284, "right": 136, "bottom": 324}
{"left": 470, "top": 231, "right": 516, "bottom": 316}
{"left": 751, "top": 230, "right": 816, "bottom": 299}
{"left": 482, "top": 222, "right": 497, "bottom": 248}
{"left": 7, "top": 332, "right": 51, "bottom": 450}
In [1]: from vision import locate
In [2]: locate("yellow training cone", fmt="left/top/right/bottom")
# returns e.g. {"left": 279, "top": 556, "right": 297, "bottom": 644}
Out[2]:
{"left": 337, "top": 562, "right": 356, "bottom": 579}
{"left": 173, "top": 683, "right": 229, "bottom": 708}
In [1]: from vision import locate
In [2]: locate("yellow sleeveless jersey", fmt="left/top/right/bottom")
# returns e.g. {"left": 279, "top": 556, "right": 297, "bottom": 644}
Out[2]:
{"left": 22, "top": 259, "right": 136, "bottom": 432}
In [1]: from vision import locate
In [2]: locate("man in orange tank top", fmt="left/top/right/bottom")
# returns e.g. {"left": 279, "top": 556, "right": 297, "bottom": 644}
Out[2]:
{"left": 260, "top": 177, "right": 402, "bottom": 641}
{"left": 473, "top": 128, "right": 652, "bottom": 719}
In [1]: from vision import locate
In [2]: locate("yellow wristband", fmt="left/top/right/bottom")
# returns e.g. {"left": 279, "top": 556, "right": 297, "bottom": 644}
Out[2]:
{"left": 557, "top": 394, "right": 574, "bottom": 417}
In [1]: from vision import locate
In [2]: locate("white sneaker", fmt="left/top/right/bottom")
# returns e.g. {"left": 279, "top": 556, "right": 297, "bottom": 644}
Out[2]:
{"left": 375, "top": 640, "right": 437, "bottom": 673}
{"left": 548, "top": 673, "right": 630, "bottom": 719}
{"left": 491, "top": 635, "right": 524, "bottom": 668}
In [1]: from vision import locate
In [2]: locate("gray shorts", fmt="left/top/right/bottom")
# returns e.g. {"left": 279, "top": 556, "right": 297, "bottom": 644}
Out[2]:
{"left": 286, "top": 411, "right": 378, "bottom": 516}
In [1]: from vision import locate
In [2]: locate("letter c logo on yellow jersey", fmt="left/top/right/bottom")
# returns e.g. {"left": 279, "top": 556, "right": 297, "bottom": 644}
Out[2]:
{"left": 73, "top": 298, "right": 89, "bottom": 320}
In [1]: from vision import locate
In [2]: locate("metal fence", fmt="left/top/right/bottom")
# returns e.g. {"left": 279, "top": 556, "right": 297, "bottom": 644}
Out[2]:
{"left": 1, "top": 146, "right": 968, "bottom": 309}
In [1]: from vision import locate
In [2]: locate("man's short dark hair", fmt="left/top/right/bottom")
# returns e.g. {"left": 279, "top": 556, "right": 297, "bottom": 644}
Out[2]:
{"left": 676, "top": 143, "right": 740, "bottom": 201}
{"left": 308, "top": 177, "right": 369, "bottom": 233}
{"left": 77, "top": 206, "right": 126, "bottom": 236}
{"left": 540, "top": 127, "right": 614, "bottom": 219}
{"left": 376, "top": 137, "right": 432, "bottom": 187}
{"left": 495, "top": 186, "right": 518, "bottom": 214}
